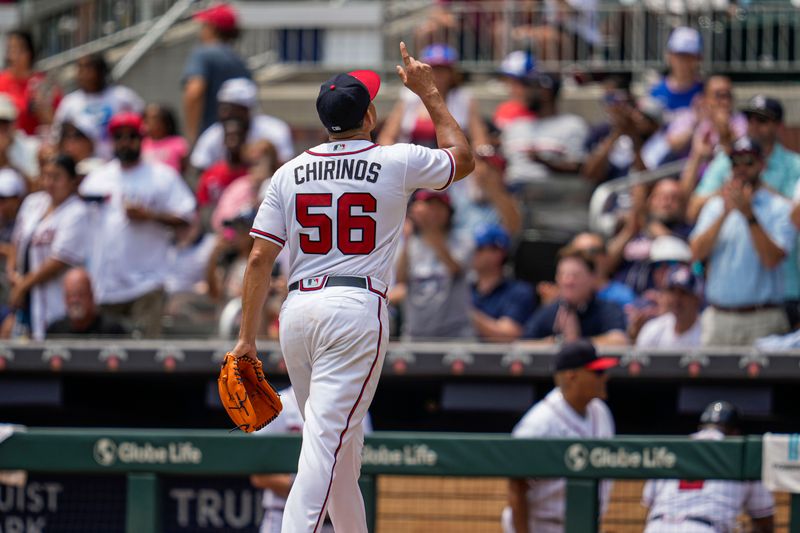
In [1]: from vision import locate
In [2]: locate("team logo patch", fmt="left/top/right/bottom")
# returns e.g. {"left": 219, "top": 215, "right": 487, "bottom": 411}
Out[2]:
{"left": 300, "top": 277, "right": 327, "bottom": 290}
{"left": 333, "top": 143, "right": 346, "bottom": 152}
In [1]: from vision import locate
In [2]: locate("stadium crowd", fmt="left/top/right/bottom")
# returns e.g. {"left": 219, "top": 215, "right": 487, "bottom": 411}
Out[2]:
{"left": 0, "top": 3, "right": 799, "bottom": 349}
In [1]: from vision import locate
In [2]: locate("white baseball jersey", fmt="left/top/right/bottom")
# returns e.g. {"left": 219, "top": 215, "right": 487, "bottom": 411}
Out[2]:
{"left": 12, "top": 192, "right": 89, "bottom": 339}
{"left": 255, "top": 387, "right": 372, "bottom": 533}
{"left": 642, "top": 427, "right": 774, "bottom": 533}
{"left": 79, "top": 160, "right": 195, "bottom": 304}
{"left": 250, "top": 139, "right": 455, "bottom": 284}
{"left": 502, "top": 387, "right": 615, "bottom": 533}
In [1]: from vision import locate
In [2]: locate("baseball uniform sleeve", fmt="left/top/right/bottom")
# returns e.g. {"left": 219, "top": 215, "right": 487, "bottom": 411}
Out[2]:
{"left": 51, "top": 201, "right": 88, "bottom": 266}
{"left": 403, "top": 144, "right": 456, "bottom": 193}
{"left": 744, "top": 481, "right": 775, "bottom": 519}
{"left": 251, "top": 177, "right": 287, "bottom": 248}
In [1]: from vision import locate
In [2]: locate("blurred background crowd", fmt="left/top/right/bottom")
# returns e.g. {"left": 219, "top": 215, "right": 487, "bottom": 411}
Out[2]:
{"left": 0, "top": 0, "right": 799, "bottom": 351}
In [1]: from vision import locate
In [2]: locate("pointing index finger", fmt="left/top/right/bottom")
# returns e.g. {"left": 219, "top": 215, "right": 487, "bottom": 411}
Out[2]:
{"left": 400, "top": 41, "right": 411, "bottom": 66}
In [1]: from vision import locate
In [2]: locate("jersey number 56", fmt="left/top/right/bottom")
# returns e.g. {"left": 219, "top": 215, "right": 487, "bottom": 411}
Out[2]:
{"left": 296, "top": 193, "right": 377, "bottom": 255}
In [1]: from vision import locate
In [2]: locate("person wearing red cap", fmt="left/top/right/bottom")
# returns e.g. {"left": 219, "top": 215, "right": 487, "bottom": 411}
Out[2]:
{"left": 228, "top": 42, "right": 474, "bottom": 533}
{"left": 504, "top": 339, "right": 616, "bottom": 533}
{"left": 78, "top": 112, "right": 196, "bottom": 337}
{"left": 182, "top": 2, "right": 250, "bottom": 144}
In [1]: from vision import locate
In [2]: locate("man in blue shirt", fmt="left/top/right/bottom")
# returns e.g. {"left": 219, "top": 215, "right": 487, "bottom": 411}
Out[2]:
{"left": 182, "top": 3, "right": 251, "bottom": 143}
{"left": 690, "top": 96, "right": 800, "bottom": 324}
{"left": 690, "top": 137, "right": 795, "bottom": 345}
{"left": 523, "top": 247, "right": 628, "bottom": 346}
{"left": 471, "top": 224, "right": 536, "bottom": 342}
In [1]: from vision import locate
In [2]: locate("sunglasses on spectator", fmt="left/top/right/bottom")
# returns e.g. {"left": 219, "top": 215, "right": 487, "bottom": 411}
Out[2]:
{"left": 112, "top": 132, "right": 141, "bottom": 141}
{"left": 731, "top": 154, "right": 759, "bottom": 167}
{"left": 748, "top": 114, "right": 773, "bottom": 124}
{"left": 713, "top": 90, "right": 733, "bottom": 100}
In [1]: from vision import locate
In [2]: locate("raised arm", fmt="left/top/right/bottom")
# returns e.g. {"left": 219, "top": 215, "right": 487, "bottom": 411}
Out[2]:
{"left": 395, "top": 42, "right": 474, "bottom": 181}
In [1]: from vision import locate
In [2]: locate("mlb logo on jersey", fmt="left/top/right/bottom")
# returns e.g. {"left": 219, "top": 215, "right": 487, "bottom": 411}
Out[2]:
{"left": 333, "top": 143, "right": 347, "bottom": 152}
{"left": 300, "top": 276, "right": 328, "bottom": 291}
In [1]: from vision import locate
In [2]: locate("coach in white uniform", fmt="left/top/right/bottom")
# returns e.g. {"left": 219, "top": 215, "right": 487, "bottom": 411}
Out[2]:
{"left": 503, "top": 339, "right": 617, "bottom": 533}
{"left": 252, "top": 386, "right": 372, "bottom": 533}
{"left": 642, "top": 401, "right": 775, "bottom": 533}
{"left": 229, "top": 42, "right": 474, "bottom": 533}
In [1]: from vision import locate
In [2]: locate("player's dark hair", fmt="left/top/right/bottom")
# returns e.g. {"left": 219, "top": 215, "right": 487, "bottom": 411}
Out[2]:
{"left": 8, "top": 30, "right": 36, "bottom": 62}
{"left": 52, "top": 153, "right": 78, "bottom": 180}
{"left": 557, "top": 246, "right": 598, "bottom": 274}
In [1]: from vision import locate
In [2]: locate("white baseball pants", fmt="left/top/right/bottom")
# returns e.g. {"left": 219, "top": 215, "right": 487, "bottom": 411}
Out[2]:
{"left": 278, "top": 286, "right": 388, "bottom": 533}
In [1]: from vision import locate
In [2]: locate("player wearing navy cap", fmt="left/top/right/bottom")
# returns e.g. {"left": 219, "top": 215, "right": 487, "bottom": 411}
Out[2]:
{"left": 229, "top": 42, "right": 474, "bottom": 533}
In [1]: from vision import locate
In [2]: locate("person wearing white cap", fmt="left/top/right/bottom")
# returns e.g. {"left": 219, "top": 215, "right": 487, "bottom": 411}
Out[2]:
{"left": 0, "top": 94, "right": 40, "bottom": 180}
{"left": 649, "top": 27, "right": 704, "bottom": 112}
{"left": 189, "top": 77, "right": 294, "bottom": 171}
{"left": 0, "top": 167, "right": 26, "bottom": 263}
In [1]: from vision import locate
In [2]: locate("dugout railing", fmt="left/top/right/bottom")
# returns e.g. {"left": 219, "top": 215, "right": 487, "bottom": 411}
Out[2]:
{"left": 1, "top": 429, "right": 799, "bottom": 532}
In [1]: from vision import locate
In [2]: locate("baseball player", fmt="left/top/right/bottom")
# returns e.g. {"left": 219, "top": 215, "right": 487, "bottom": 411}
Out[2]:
{"left": 502, "top": 339, "right": 617, "bottom": 533}
{"left": 251, "top": 386, "right": 372, "bottom": 533}
{"left": 642, "top": 401, "right": 775, "bottom": 533}
{"left": 229, "top": 41, "right": 474, "bottom": 533}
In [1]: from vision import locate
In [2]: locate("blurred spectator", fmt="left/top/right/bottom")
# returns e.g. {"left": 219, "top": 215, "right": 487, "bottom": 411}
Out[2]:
{"left": 583, "top": 95, "right": 669, "bottom": 184}
{"left": 142, "top": 103, "right": 189, "bottom": 173}
{"left": 493, "top": 51, "right": 537, "bottom": 130}
{"left": 0, "top": 94, "right": 40, "bottom": 180}
{"left": 57, "top": 115, "right": 100, "bottom": 166}
{"left": 47, "top": 268, "right": 127, "bottom": 337}
{"left": 0, "top": 30, "right": 60, "bottom": 136}
{"left": 79, "top": 112, "right": 195, "bottom": 337}
{"left": 196, "top": 118, "right": 248, "bottom": 209}
{"left": 692, "top": 96, "right": 800, "bottom": 325}
{"left": 570, "top": 231, "right": 636, "bottom": 307}
{"left": 211, "top": 140, "right": 279, "bottom": 234}
{"left": 635, "top": 266, "right": 702, "bottom": 348}
{"left": 523, "top": 247, "right": 628, "bottom": 346}
{"left": 502, "top": 73, "right": 588, "bottom": 186}
{"left": 182, "top": 3, "right": 250, "bottom": 143}
{"left": 52, "top": 53, "right": 144, "bottom": 160}
{"left": 449, "top": 123, "right": 522, "bottom": 237}
{"left": 378, "top": 44, "right": 490, "bottom": 148}
{"left": 470, "top": 224, "right": 536, "bottom": 342}
{"left": 0, "top": 168, "right": 26, "bottom": 323}
{"left": 649, "top": 27, "right": 704, "bottom": 113}
{"left": 607, "top": 178, "right": 691, "bottom": 294}
{"left": 670, "top": 75, "right": 745, "bottom": 167}
{"left": 504, "top": 340, "right": 615, "bottom": 533}
{"left": 190, "top": 78, "right": 293, "bottom": 171}
{"left": 390, "top": 191, "right": 473, "bottom": 340}
{"left": 8, "top": 154, "right": 87, "bottom": 339}
{"left": 690, "top": 137, "right": 794, "bottom": 345}
{"left": 511, "top": 0, "right": 602, "bottom": 61}
{"left": 206, "top": 207, "right": 257, "bottom": 302}
{"left": 164, "top": 217, "right": 216, "bottom": 299}
{"left": 642, "top": 401, "right": 775, "bottom": 533}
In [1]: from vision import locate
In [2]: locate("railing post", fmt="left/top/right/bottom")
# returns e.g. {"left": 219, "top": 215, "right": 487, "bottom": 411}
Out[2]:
{"left": 791, "top": 493, "right": 800, "bottom": 533}
{"left": 359, "top": 474, "right": 377, "bottom": 533}
{"left": 565, "top": 478, "right": 599, "bottom": 533}
{"left": 126, "top": 472, "right": 161, "bottom": 533}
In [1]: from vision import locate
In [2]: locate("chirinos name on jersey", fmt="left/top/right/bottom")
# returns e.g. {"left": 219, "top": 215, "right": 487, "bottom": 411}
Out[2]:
{"left": 294, "top": 160, "right": 382, "bottom": 185}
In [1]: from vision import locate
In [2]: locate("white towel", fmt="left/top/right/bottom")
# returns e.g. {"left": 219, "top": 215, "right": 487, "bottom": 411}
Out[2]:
{"left": 762, "top": 433, "right": 800, "bottom": 492}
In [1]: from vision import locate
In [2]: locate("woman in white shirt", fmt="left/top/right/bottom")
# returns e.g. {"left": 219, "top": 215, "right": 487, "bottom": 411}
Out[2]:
{"left": 8, "top": 154, "right": 88, "bottom": 339}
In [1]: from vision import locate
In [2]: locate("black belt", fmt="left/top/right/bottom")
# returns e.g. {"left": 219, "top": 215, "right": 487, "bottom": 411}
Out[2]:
{"left": 651, "top": 514, "right": 715, "bottom": 528}
{"left": 288, "top": 275, "right": 367, "bottom": 292}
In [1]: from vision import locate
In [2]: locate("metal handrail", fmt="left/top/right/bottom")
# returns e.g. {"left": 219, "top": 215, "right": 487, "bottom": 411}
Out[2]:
{"left": 111, "top": 0, "right": 198, "bottom": 81}
{"left": 588, "top": 158, "right": 687, "bottom": 234}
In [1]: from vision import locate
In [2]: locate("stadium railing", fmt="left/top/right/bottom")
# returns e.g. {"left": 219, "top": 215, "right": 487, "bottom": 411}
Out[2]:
{"left": 0, "top": 429, "right": 798, "bottom": 532}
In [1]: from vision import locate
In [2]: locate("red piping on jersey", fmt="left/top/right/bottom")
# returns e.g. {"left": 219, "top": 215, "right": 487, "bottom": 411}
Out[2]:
{"left": 249, "top": 228, "right": 286, "bottom": 246}
{"left": 312, "top": 297, "right": 384, "bottom": 533}
{"left": 367, "top": 277, "right": 387, "bottom": 298}
{"left": 435, "top": 148, "right": 456, "bottom": 191}
{"left": 305, "top": 143, "right": 379, "bottom": 157}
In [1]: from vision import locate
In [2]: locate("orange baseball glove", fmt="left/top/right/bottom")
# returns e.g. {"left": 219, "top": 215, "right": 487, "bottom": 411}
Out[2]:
{"left": 218, "top": 353, "right": 282, "bottom": 432}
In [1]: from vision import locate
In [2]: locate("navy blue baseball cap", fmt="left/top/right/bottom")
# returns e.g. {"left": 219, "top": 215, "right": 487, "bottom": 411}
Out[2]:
{"left": 498, "top": 50, "right": 536, "bottom": 80}
{"left": 742, "top": 95, "right": 784, "bottom": 122}
{"left": 665, "top": 265, "right": 703, "bottom": 297}
{"left": 316, "top": 70, "right": 381, "bottom": 133}
{"left": 474, "top": 223, "right": 511, "bottom": 251}
{"left": 555, "top": 339, "right": 618, "bottom": 372}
